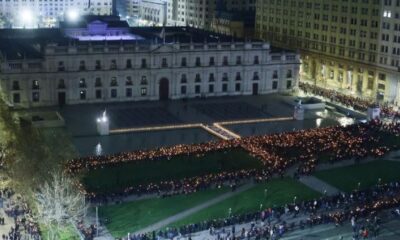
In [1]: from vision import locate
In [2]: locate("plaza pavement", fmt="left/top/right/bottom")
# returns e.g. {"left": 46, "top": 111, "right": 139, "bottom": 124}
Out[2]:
{"left": 298, "top": 176, "right": 340, "bottom": 196}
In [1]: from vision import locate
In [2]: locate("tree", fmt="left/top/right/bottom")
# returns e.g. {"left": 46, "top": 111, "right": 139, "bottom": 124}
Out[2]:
{"left": 34, "top": 172, "right": 87, "bottom": 240}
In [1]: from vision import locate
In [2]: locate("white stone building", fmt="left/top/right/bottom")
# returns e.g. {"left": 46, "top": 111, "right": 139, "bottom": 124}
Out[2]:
{"left": 139, "top": 0, "right": 168, "bottom": 26}
{"left": 0, "top": 19, "right": 300, "bottom": 108}
{"left": 0, "top": 0, "right": 112, "bottom": 28}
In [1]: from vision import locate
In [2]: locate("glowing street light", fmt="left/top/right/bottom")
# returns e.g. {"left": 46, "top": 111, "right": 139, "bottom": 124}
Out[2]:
{"left": 20, "top": 9, "right": 34, "bottom": 27}
{"left": 66, "top": 10, "right": 79, "bottom": 22}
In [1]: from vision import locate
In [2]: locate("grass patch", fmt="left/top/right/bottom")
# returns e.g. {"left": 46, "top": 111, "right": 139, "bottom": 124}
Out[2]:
{"left": 169, "top": 178, "right": 321, "bottom": 228}
{"left": 82, "top": 148, "right": 261, "bottom": 194}
{"left": 99, "top": 187, "right": 228, "bottom": 238}
{"left": 314, "top": 160, "right": 400, "bottom": 192}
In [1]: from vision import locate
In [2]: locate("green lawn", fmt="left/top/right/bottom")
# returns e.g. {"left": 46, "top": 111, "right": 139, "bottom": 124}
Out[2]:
{"left": 169, "top": 178, "right": 321, "bottom": 228}
{"left": 99, "top": 187, "right": 228, "bottom": 238}
{"left": 314, "top": 160, "right": 400, "bottom": 192}
{"left": 82, "top": 148, "right": 261, "bottom": 194}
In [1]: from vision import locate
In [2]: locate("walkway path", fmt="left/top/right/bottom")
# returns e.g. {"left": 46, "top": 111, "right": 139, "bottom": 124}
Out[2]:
{"left": 133, "top": 183, "right": 255, "bottom": 235}
{"left": 298, "top": 176, "right": 340, "bottom": 196}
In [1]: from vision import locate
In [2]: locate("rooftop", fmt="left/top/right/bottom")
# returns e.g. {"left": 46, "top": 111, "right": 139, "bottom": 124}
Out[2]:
{"left": 0, "top": 16, "right": 293, "bottom": 61}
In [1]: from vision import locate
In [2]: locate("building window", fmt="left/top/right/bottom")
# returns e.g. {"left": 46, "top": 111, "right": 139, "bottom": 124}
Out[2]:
{"left": 209, "top": 57, "right": 215, "bottom": 66}
{"left": 253, "top": 72, "right": 260, "bottom": 81}
{"left": 195, "top": 85, "right": 201, "bottom": 94}
{"left": 181, "top": 85, "right": 187, "bottom": 94}
{"left": 95, "top": 60, "right": 102, "bottom": 70}
{"left": 110, "top": 59, "right": 117, "bottom": 70}
{"left": 79, "top": 60, "right": 86, "bottom": 71}
{"left": 222, "top": 83, "right": 228, "bottom": 92}
{"left": 111, "top": 89, "right": 117, "bottom": 98}
{"left": 254, "top": 56, "right": 260, "bottom": 64}
{"left": 79, "top": 79, "right": 87, "bottom": 88}
{"left": 32, "top": 80, "right": 39, "bottom": 90}
{"left": 208, "top": 84, "right": 214, "bottom": 93}
{"left": 110, "top": 77, "right": 118, "bottom": 87}
{"left": 32, "top": 92, "right": 40, "bottom": 102}
{"left": 287, "top": 70, "right": 293, "bottom": 78}
{"left": 235, "top": 83, "right": 241, "bottom": 92}
{"left": 141, "top": 87, "right": 147, "bottom": 96}
{"left": 13, "top": 93, "right": 20, "bottom": 104}
{"left": 272, "top": 71, "right": 278, "bottom": 79}
{"left": 236, "top": 56, "right": 242, "bottom": 65}
{"left": 367, "top": 77, "right": 374, "bottom": 90}
{"left": 126, "top": 88, "right": 132, "bottom": 97}
{"left": 162, "top": 58, "right": 168, "bottom": 67}
{"left": 272, "top": 81, "right": 278, "bottom": 89}
{"left": 223, "top": 56, "right": 229, "bottom": 66}
{"left": 181, "top": 74, "right": 187, "bottom": 83}
{"left": 141, "top": 76, "right": 148, "bottom": 85}
{"left": 195, "top": 57, "right": 201, "bottom": 67}
{"left": 378, "top": 73, "right": 386, "bottom": 81}
{"left": 96, "top": 89, "right": 102, "bottom": 99}
{"left": 222, "top": 73, "right": 229, "bottom": 81}
{"left": 141, "top": 59, "right": 147, "bottom": 68}
{"left": 80, "top": 90, "right": 86, "bottom": 100}
{"left": 287, "top": 81, "right": 292, "bottom": 89}
{"left": 58, "top": 61, "right": 65, "bottom": 71}
{"left": 126, "top": 77, "right": 133, "bottom": 86}
{"left": 126, "top": 59, "right": 132, "bottom": 69}
{"left": 12, "top": 81, "right": 20, "bottom": 90}
{"left": 181, "top": 57, "right": 187, "bottom": 67}
{"left": 235, "top": 72, "right": 241, "bottom": 81}
{"left": 209, "top": 73, "right": 215, "bottom": 82}
{"left": 195, "top": 74, "right": 201, "bottom": 83}
{"left": 58, "top": 79, "right": 66, "bottom": 89}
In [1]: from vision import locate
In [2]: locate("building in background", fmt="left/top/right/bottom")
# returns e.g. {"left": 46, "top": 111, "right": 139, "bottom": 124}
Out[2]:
{"left": 0, "top": 17, "right": 299, "bottom": 108}
{"left": 210, "top": 0, "right": 256, "bottom": 38}
{"left": 256, "top": 0, "right": 400, "bottom": 104}
{"left": 0, "top": 0, "right": 112, "bottom": 28}
{"left": 139, "top": 0, "right": 168, "bottom": 26}
{"left": 166, "top": 0, "right": 213, "bottom": 28}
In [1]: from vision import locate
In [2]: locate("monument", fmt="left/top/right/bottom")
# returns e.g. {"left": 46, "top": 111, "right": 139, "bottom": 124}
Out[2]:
{"left": 294, "top": 100, "right": 305, "bottom": 121}
{"left": 96, "top": 110, "right": 110, "bottom": 135}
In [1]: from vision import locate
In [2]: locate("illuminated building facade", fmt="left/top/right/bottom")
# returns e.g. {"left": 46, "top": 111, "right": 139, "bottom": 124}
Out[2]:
{"left": 256, "top": 0, "right": 400, "bottom": 104}
{"left": 0, "top": 18, "right": 300, "bottom": 108}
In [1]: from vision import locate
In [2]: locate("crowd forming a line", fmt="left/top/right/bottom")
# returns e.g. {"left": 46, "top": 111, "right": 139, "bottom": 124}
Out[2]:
{"left": 122, "top": 181, "right": 400, "bottom": 240}
{"left": 66, "top": 120, "right": 400, "bottom": 202}
{"left": 299, "top": 82, "right": 400, "bottom": 119}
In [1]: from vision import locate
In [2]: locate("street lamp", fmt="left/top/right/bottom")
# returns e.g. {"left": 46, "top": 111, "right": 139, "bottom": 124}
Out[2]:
{"left": 20, "top": 9, "right": 33, "bottom": 28}
{"left": 66, "top": 9, "right": 79, "bottom": 22}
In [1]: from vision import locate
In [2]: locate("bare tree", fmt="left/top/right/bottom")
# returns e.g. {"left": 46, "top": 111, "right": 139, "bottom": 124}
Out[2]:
{"left": 35, "top": 172, "right": 87, "bottom": 240}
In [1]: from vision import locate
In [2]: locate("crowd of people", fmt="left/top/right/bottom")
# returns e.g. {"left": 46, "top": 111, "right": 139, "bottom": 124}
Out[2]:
{"left": 123, "top": 181, "right": 400, "bottom": 240}
{"left": 66, "top": 120, "right": 400, "bottom": 201}
{"left": 299, "top": 82, "right": 400, "bottom": 119}
{"left": 0, "top": 188, "right": 40, "bottom": 240}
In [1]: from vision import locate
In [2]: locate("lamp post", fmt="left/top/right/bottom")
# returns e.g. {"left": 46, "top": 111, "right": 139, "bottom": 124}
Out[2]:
{"left": 293, "top": 196, "right": 297, "bottom": 205}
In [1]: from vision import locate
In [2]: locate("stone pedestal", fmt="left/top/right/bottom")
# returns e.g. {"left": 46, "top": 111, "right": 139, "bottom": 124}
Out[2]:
{"left": 367, "top": 107, "right": 381, "bottom": 121}
{"left": 294, "top": 105, "right": 305, "bottom": 121}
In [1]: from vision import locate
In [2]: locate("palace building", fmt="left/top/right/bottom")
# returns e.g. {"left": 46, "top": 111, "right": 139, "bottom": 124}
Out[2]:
{"left": 0, "top": 17, "right": 300, "bottom": 108}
